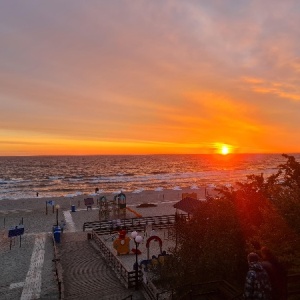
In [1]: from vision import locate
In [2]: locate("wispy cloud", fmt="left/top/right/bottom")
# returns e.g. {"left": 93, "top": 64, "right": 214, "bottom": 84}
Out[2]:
{"left": 1, "top": 1, "right": 300, "bottom": 154}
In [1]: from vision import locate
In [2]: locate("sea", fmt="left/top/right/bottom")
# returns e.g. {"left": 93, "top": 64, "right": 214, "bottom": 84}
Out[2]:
{"left": 0, "top": 153, "right": 298, "bottom": 200}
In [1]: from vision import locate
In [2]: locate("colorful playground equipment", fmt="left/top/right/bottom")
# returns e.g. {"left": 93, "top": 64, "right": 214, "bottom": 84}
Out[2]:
{"left": 113, "top": 229, "right": 130, "bottom": 255}
{"left": 98, "top": 192, "right": 127, "bottom": 221}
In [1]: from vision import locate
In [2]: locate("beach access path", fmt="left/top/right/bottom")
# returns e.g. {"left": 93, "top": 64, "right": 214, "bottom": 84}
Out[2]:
{"left": 0, "top": 188, "right": 206, "bottom": 299}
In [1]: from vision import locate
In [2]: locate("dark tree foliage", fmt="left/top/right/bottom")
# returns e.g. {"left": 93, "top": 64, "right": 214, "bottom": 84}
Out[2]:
{"left": 277, "top": 154, "right": 300, "bottom": 189}
{"left": 166, "top": 197, "right": 246, "bottom": 288}
{"left": 158, "top": 154, "right": 300, "bottom": 293}
{"left": 271, "top": 154, "right": 300, "bottom": 237}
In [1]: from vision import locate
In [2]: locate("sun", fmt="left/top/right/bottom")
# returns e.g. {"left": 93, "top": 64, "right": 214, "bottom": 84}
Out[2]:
{"left": 213, "top": 142, "right": 233, "bottom": 155}
{"left": 220, "top": 145, "right": 230, "bottom": 155}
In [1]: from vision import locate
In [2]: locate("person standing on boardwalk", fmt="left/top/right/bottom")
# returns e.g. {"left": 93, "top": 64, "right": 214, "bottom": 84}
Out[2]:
{"left": 243, "top": 252, "right": 272, "bottom": 299}
{"left": 261, "top": 246, "right": 287, "bottom": 300}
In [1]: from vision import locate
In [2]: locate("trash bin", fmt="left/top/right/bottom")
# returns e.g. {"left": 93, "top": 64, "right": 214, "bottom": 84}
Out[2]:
{"left": 52, "top": 225, "right": 59, "bottom": 233}
{"left": 71, "top": 205, "right": 76, "bottom": 212}
{"left": 53, "top": 226, "right": 61, "bottom": 243}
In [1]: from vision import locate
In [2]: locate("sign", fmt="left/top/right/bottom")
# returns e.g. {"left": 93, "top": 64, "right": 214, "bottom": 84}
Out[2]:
{"left": 84, "top": 198, "right": 94, "bottom": 206}
{"left": 8, "top": 225, "right": 25, "bottom": 238}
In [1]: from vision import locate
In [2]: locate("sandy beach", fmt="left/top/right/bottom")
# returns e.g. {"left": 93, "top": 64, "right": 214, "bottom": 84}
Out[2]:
{"left": 0, "top": 187, "right": 207, "bottom": 299}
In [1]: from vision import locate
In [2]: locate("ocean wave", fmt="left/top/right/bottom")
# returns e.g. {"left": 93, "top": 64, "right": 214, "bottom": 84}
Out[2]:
{"left": 0, "top": 154, "right": 288, "bottom": 200}
{"left": 49, "top": 176, "right": 65, "bottom": 180}
{"left": 68, "top": 178, "right": 82, "bottom": 182}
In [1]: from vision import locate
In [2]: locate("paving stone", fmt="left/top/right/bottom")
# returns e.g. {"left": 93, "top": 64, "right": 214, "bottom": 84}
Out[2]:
{"left": 59, "top": 232, "right": 136, "bottom": 300}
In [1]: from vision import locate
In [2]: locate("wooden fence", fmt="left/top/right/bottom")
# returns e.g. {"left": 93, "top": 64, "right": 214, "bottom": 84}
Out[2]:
{"left": 92, "top": 230, "right": 142, "bottom": 289}
{"left": 83, "top": 214, "right": 188, "bottom": 233}
{"left": 52, "top": 236, "right": 64, "bottom": 299}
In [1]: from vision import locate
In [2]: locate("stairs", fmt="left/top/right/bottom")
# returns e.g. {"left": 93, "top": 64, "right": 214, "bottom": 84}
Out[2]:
{"left": 58, "top": 232, "right": 134, "bottom": 300}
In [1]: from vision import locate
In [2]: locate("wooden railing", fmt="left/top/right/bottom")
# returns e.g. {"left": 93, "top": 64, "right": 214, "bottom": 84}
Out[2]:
{"left": 92, "top": 231, "right": 142, "bottom": 288}
{"left": 83, "top": 214, "right": 188, "bottom": 233}
{"left": 52, "top": 236, "right": 64, "bottom": 299}
{"left": 142, "top": 279, "right": 165, "bottom": 300}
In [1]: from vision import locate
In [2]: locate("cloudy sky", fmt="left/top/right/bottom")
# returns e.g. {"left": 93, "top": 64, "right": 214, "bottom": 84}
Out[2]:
{"left": 1, "top": 1, "right": 300, "bottom": 155}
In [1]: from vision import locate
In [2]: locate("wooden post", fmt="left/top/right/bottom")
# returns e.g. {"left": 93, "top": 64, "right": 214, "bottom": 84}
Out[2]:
{"left": 56, "top": 207, "right": 59, "bottom": 226}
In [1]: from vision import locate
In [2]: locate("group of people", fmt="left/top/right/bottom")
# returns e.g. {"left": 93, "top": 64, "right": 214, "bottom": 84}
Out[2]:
{"left": 244, "top": 246, "right": 287, "bottom": 300}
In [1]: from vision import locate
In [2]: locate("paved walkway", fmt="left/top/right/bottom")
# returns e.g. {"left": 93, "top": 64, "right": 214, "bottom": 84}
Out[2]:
{"left": 58, "top": 232, "right": 145, "bottom": 300}
{"left": 0, "top": 199, "right": 178, "bottom": 300}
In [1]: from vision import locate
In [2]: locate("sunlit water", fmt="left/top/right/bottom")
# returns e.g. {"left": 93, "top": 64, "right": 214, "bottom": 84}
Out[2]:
{"left": 0, "top": 154, "right": 297, "bottom": 200}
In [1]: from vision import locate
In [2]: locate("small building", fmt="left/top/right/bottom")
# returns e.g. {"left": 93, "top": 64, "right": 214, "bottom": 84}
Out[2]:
{"left": 173, "top": 197, "right": 202, "bottom": 216}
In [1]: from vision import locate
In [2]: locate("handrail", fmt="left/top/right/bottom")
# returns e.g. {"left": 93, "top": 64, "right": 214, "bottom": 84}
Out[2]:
{"left": 92, "top": 231, "right": 142, "bottom": 288}
{"left": 52, "top": 236, "right": 65, "bottom": 299}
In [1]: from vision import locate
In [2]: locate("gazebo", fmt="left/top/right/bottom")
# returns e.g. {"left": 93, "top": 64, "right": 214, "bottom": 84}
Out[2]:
{"left": 173, "top": 197, "right": 202, "bottom": 216}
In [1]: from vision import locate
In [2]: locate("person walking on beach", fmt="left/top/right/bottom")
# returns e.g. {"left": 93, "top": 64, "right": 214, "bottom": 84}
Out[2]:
{"left": 261, "top": 246, "right": 287, "bottom": 300}
{"left": 243, "top": 252, "right": 272, "bottom": 299}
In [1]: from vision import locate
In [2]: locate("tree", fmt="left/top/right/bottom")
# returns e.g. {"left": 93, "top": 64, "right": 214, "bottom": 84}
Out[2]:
{"left": 156, "top": 154, "right": 300, "bottom": 294}
{"left": 167, "top": 197, "right": 246, "bottom": 288}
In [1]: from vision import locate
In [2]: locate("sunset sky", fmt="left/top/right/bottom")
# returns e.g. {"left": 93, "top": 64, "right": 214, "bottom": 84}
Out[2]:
{"left": 1, "top": 1, "right": 300, "bottom": 156}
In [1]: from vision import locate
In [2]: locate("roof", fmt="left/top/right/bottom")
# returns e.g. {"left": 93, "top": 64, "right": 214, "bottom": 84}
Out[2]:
{"left": 173, "top": 197, "right": 202, "bottom": 214}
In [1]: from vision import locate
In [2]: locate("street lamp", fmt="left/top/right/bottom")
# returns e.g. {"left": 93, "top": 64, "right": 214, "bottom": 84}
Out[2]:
{"left": 55, "top": 204, "right": 60, "bottom": 226}
{"left": 131, "top": 231, "right": 143, "bottom": 290}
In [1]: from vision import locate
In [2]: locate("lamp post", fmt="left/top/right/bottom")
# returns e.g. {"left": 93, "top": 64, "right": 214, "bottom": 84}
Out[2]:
{"left": 131, "top": 231, "right": 143, "bottom": 290}
{"left": 55, "top": 204, "right": 60, "bottom": 226}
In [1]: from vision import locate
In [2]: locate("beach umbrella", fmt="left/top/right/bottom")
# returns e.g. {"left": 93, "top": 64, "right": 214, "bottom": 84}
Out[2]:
{"left": 89, "top": 192, "right": 98, "bottom": 197}
{"left": 65, "top": 193, "right": 75, "bottom": 197}
{"left": 154, "top": 187, "right": 164, "bottom": 200}
{"left": 190, "top": 184, "right": 199, "bottom": 190}
{"left": 112, "top": 190, "right": 122, "bottom": 194}
{"left": 224, "top": 183, "right": 232, "bottom": 188}
{"left": 172, "top": 186, "right": 182, "bottom": 191}
{"left": 96, "top": 189, "right": 104, "bottom": 194}
{"left": 132, "top": 189, "right": 143, "bottom": 194}
{"left": 207, "top": 184, "right": 217, "bottom": 188}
